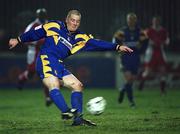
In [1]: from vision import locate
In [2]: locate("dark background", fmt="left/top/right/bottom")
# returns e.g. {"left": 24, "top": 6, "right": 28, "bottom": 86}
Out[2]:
{"left": 0, "top": 0, "right": 180, "bottom": 88}
{"left": 0, "top": 0, "right": 180, "bottom": 52}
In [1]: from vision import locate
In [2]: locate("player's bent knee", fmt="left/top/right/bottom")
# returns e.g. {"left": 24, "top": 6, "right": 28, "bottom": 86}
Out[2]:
{"left": 48, "top": 83, "right": 60, "bottom": 91}
{"left": 43, "top": 76, "right": 60, "bottom": 90}
{"left": 72, "top": 82, "right": 84, "bottom": 92}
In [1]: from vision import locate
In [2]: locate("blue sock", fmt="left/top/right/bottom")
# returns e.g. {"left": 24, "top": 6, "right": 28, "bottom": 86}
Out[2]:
{"left": 71, "top": 91, "right": 83, "bottom": 113}
{"left": 49, "top": 88, "right": 69, "bottom": 113}
{"left": 125, "top": 83, "right": 134, "bottom": 103}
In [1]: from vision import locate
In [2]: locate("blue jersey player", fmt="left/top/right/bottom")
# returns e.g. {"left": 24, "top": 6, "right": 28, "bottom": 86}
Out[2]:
{"left": 112, "top": 13, "right": 147, "bottom": 108}
{"left": 9, "top": 10, "right": 133, "bottom": 126}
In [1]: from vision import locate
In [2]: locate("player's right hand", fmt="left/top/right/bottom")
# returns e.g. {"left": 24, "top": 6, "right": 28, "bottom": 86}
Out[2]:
{"left": 117, "top": 45, "right": 133, "bottom": 53}
{"left": 9, "top": 38, "right": 19, "bottom": 49}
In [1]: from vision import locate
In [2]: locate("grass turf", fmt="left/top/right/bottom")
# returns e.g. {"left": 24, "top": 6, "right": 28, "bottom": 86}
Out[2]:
{"left": 0, "top": 88, "right": 180, "bottom": 134}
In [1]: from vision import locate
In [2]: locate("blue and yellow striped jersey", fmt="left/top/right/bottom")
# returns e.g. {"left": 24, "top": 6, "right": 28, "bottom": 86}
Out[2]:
{"left": 19, "top": 20, "right": 118, "bottom": 61}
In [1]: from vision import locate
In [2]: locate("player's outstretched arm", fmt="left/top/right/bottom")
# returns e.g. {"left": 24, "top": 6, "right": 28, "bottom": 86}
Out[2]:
{"left": 9, "top": 21, "right": 60, "bottom": 49}
{"left": 77, "top": 37, "right": 133, "bottom": 53}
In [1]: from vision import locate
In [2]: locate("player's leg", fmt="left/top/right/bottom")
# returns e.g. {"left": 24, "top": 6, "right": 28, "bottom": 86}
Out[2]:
{"left": 37, "top": 55, "right": 77, "bottom": 120}
{"left": 43, "top": 76, "right": 76, "bottom": 117}
{"left": 119, "top": 57, "right": 138, "bottom": 107}
{"left": 62, "top": 74, "right": 96, "bottom": 126}
{"left": 118, "top": 88, "right": 125, "bottom": 104}
{"left": 118, "top": 64, "right": 126, "bottom": 104}
{"left": 118, "top": 77, "right": 126, "bottom": 104}
{"left": 17, "top": 70, "right": 28, "bottom": 90}
{"left": 123, "top": 71, "right": 135, "bottom": 107}
{"left": 42, "top": 80, "right": 63, "bottom": 107}
{"left": 17, "top": 64, "right": 36, "bottom": 90}
{"left": 42, "top": 80, "right": 65, "bottom": 107}
{"left": 42, "top": 84, "right": 53, "bottom": 106}
{"left": 43, "top": 79, "right": 64, "bottom": 107}
{"left": 139, "top": 46, "right": 153, "bottom": 91}
{"left": 138, "top": 66, "right": 151, "bottom": 91}
{"left": 63, "top": 74, "right": 83, "bottom": 113}
{"left": 159, "top": 65, "right": 167, "bottom": 95}
{"left": 17, "top": 47, "right": 36, "bottom": 90}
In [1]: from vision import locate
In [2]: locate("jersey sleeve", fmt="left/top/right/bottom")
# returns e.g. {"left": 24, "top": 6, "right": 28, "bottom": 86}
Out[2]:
{"left": 83, "top": 38, "right": 118, "bottom": 51}
{"left": 70, "top": 33, "right": 119, "bottom": 54}
{"left": 19, "top": 21, "right": 61, "bottom": 43}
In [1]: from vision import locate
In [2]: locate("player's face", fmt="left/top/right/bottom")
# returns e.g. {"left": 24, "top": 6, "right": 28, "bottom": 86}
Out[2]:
{"left": 66, "top": 14, "right": 81, "bottom": 32}
{"left": 152, "top": 17, "right": 161, "bottom": 27}
{"left": 127, "top": 16, "right": 137, "bottom": 27}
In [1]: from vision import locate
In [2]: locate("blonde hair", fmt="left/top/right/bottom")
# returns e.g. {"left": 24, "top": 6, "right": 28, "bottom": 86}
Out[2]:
{"left": 66, "top": 10, "right": 81, "bottom": 19}
{"left": 127, "top": 12, "right": 137, "bottom": 20}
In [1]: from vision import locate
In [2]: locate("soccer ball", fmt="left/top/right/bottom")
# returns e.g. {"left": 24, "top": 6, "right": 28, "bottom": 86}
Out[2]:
{"left": 86, "top": 96, "right": 106, "bottom": 115}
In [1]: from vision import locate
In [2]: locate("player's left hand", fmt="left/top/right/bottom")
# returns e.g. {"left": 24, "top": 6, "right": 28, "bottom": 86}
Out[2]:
{"left": 118, "top": 45, "right": 133, "bottom": 53}
{"left": 9, "top": 38, "right": 19, "bottom": 49}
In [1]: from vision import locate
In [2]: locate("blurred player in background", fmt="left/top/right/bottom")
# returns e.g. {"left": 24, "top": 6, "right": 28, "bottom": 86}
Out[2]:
{"left": 9, "top": 9, "right": 133, "bottom": 126}
{"left": 112, "top": 13, "right": 147, "bottom": 107}
{"left": 17, "top": 8, "right": 52, "bottom": 106}
{"left": 138, "top": 16, "right": 170, "bottom": 95}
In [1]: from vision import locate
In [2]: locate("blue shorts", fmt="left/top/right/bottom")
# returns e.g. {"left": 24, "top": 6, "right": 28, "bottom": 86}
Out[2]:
{"left": 36, "top": 54, "right": 71, "bottom": 79}
{"left": 121, "top": 53, "right": 140, "bottom": 75}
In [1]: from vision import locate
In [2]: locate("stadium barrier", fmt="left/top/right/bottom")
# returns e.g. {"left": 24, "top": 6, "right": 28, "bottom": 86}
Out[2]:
{"left": 0, "top": 52, "right": 116, "bottom": 89}
{"left": 0, "top": 52, "right": 179, "bottom": 89}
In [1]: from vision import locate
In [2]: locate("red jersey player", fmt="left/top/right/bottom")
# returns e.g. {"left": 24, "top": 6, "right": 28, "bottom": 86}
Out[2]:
{"left": 139, "top": 16, "right": 170, "bottom": 94}
{"left": 17, "top": 8, "right": 52, "bottom": 106}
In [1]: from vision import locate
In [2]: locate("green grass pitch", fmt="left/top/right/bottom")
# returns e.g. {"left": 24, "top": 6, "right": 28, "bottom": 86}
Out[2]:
{"left": 0, "top": 88, "right": 180, "bottom": 134}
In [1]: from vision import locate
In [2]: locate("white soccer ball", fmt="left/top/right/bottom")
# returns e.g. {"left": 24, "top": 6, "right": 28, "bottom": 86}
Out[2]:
{"left": 86, "top": 96, "right": 106, "bottom": 115}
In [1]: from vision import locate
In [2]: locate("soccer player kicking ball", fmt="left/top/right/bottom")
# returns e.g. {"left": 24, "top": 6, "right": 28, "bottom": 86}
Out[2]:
{"left": 9, "top": 9, "right": 133, "bottom": 126}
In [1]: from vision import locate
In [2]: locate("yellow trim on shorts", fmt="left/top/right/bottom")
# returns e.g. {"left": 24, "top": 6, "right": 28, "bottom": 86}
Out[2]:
{"left": 40, "top": 55, "right": 53, "bottom": 78}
